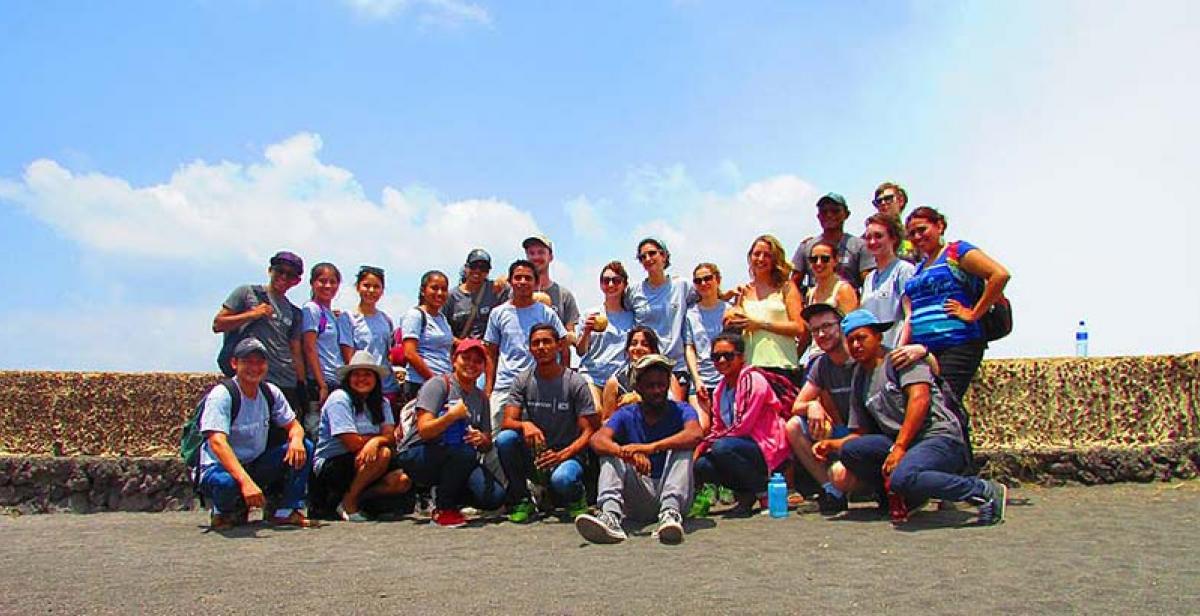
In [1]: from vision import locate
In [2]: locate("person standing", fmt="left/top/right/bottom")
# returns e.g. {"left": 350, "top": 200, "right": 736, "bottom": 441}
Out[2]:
{"left": 725, "top": 235, "right": 807, "bottom": 385}
{"left": 791, "top": 192, "right": 875, "bottom": 293}
{"left": 212, "top": 251, "right": 307, "bottom": 413}
{"left": 401, "top": 270, "right": 456, "bottom": 404}
{"left": 860, "top": 214, "right": 916, "bottom": 349}
{"left": 443, "top": 248, "right": 510, "bottom": 341}
{"left": 575, "top": 261, "right": 635, "bottom": 411}
{"left": 347, "top": 266, "right": 402, "bottom": 413}
{"left": 871, "top": 181, "right": 918, "bottom": 263}
{"left": 523, "top": 235, "right": 580, "bottom": 365}
{"left": 628, "top": 237, "right": 694, "bottom": 391}
{"left": 683, "top": 262, "right": 728, "bottom": 423}
{"left": 301, "top": 262, "right": 355, "bottom": 435}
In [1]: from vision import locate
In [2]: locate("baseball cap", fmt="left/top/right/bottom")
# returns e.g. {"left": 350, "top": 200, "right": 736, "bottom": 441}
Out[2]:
{"left": 522, "top": 235, "right": 554, "bottom": 252}
{"left": 465, "top": 248, "right": 492, "bottom": 266}
{"left": 816, "top": 192, "right": 849, "bottom": 212}
{"left": 232, "top": 338, "right": 268, "bottom": 359}
{"left": 453, "top": 338, "right": 487, "bottom": 358}
{"left": 840, "top": 309, "right": 892, "bottom": 337}
{"left": 631, "top": 353, "right": 675, "bottom": 387}
{"left": 269, "top": 251, "right": 303, "bottom": 272}
{"left": 801, "top": 303, "right": 845, "bottom": 322}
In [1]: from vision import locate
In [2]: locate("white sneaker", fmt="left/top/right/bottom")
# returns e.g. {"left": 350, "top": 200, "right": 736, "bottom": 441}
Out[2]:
{"left": 575, "top": 511, "right": 627, "bottom": 544}
{"left": 653, "top": 508, "right": 684, "bottom": 544}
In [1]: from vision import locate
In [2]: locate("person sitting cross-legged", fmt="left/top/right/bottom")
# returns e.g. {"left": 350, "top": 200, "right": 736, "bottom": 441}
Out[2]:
{"left": 198, "top": 338, "right": 318, "bottom": 529}
{"left": 496, "top": 324, "right": 599, "bottom": 522}
{"left": 812, "top": 310, "right": 1007, "bottom": 526}
{"left": 576, "top": 354, "right": 703, "bottom": 545}
{"left": 309, "top": 351, "right": 413, "bottom": 521}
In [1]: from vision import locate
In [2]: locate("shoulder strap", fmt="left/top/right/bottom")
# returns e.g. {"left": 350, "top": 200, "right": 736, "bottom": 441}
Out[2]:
{"left": 258, "top": 382, "right": 276, "bottom": 412}
{"left": 221, "top": 379, "right": 242, "bottom": 422}
{"left": 459, "top": 285, "right": 486, "bottom": 338}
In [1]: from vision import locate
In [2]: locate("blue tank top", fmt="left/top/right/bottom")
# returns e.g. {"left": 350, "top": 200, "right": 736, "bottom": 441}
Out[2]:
{"left": 903, "top": 241, "right": 984, "bottom": 352}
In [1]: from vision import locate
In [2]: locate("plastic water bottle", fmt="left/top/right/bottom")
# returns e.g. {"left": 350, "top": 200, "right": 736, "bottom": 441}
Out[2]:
{"left": 767, "top": 473, "right": 788, "bottom": 518}
{"left": 1075, "top": 321, "right": 1089, "bottom": 358}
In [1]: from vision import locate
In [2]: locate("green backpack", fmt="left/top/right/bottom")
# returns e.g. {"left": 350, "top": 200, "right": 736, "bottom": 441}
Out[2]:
{"left": 180, "top": 379, "right": 277, "bottom": 468}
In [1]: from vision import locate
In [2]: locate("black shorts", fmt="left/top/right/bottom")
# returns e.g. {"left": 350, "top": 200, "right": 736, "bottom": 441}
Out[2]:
{"left": 310, "top": 451, "right": 404, "bottom": 512}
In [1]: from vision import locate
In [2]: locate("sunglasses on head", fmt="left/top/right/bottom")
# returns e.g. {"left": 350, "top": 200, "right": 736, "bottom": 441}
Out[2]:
{"left": 711, "top": 351, "right": 740, "bottom": 362}
{"left": 358, "top": 265, "right": 385, "bottom": 278}
{"left": 693, "top": 274, "right": 715, "bottom": 285}
{"left": 808, "top": 254, "right": 834, "bottom": 264}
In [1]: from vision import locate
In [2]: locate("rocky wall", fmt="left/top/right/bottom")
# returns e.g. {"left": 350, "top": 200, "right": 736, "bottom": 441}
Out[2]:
{"left": 1, "top": 355, "right": 1196, "bottom": 456}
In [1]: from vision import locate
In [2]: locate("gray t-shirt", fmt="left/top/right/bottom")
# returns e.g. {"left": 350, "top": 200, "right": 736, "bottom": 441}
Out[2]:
{"left": 804, "top": 353, "right": 855, "bottom": 422}
{"left": 544, "top": 282, "right": 580, "bottom": 329}
{"left": 848, "top": 358, "right": 962, "bottom": 444}
{"left": 222, "top": 285, "right": 303, "bottom": 388}
{"left": 443, "top": 282, "right": 511, "bottom": 340}
{"left": 791, "top": 234, "right": 876, "bottom": 292}
{"left": 199, "top": 379, "right": 295, "bottom": 467}
{"left": 507, "top": 368, "right": 596, "bottom": 451}
{"left": 398, "top": 375, "right": 491, "bottom": 451}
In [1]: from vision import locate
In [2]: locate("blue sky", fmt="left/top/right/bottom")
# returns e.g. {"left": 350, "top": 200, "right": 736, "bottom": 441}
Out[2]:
{"left": 1, "top": 0, "right": 1196, "bottom": 371}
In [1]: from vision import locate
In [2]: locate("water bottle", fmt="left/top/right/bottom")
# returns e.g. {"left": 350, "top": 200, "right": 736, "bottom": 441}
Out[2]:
{"left": 767, "top": 473, "right": 788, "bottom": 518}
{"left": 1075, "top": 321, "right": 1089, "bottom": 358}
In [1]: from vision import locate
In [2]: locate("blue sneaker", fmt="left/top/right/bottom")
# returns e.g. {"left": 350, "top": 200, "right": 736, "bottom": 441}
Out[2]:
{"left": 976, "top": 480, "right": 1008, "bottom": 526}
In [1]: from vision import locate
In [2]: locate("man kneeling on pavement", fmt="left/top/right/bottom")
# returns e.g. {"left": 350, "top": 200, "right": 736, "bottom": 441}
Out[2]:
{"left": 576, "top": 354, "right": 703, "bottom": 544}
{"left": 198, "top": 338, "right": 318, "bottom": 529}
{"left": 811, "top": 310, "right": 1007, "bottom": 525}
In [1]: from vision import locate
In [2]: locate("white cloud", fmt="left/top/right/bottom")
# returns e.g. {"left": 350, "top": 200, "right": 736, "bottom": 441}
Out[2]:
{"left": 564, "top": 195, "right": 607, "bottom": 241}
{"left": 342, "top": 0, "right": 490, "bottom": 25}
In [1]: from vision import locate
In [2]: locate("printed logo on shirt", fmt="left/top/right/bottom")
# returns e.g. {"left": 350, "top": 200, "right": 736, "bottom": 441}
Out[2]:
{"left": 556, "top": 401, "right": 570, "bottom": 411}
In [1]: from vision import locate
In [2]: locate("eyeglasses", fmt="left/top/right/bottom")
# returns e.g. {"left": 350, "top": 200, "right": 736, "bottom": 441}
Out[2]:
{"left": 711, "top": 351, "right": 740, "bottom": 362}
{"left": 873, "top": 194, "right": 897, "bottom": 206}
{"left": 808, "top": 254, "right": 834, "bottom": 264}
{"left": 600, "top": 275, "right": 624, "bottom": 286}
{"left": 638, "top": 249, "right": 661, "bottom": 262}
{"left": 693, "top": 274, "right": 715, "bottom": 285}
{"left": 811, "top": 322, "right": 840, "bottom": 336}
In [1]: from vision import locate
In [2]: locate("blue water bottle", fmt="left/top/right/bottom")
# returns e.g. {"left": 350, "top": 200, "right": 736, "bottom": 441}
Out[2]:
{"left": 768, "top": 473, "right": 788, "bottom": 518}
{"left": 1075, "top": 321, "right": 1088, "bottom": 358}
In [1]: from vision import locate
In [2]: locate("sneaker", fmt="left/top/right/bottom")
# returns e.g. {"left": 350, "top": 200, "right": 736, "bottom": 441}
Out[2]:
{"left": 653, "top": 508, "right": 685, "bottom": 544}
{"left": 336, "top": 503, "right": 370, "bottom": 523}
{"left": 817, "top": 491, "right": 848, "bottom": 516}
{"left": 508, "top": 499, "right": 536, "bottom": 524}
{"left": 726, "top": 492, "right": 758, "bottom": 518}
{"left": 432, "top": 509, "right": 468, "bottom": 528}
{"left": 566, "top": 496, "right": 589, "bottom": 519}
{"left": 209, "top": 511, "right": 239, "bottom": 530}
{"left": 688, "top": 484, "right": 715, "bottom": 518}
{"left": 976, "top": 480, "right": 1008, "bottom": 526}
{"left": 717, "top": 485, "right": 736, "bottom": 504}
{"left": 575, "top": 511, "right": 627, "bottom": 544}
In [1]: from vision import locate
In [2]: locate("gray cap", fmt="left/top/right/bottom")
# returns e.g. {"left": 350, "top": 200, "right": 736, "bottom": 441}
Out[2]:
{"left": 466, "top": 248, "right": 492, "bottom": 266}
{"left": 232, "top": 338, "right": 268, "bottom": 359}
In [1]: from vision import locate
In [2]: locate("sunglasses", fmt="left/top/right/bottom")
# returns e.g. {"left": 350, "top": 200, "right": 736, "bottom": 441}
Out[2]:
{"left": 711, "top": 351, "right": 740, "bottom": 362}
{"left": 693, "top": 274, "right": 715, "bottom": 285}
{"left": 600, "top": 275, "right": 624, "bottom": 286}
{"left": 273, "top": 267, "right": 301, "bottom": 281}
{"left": 873, "top": 194, "right": 897, "bottom": 206}
{"left": 467, "top": 263, "right": 491, "bottom": 272}
{"left": 638, "top": 249, "right": 661, "bottom": 262}
{"left": 808, "top": 254, "right": 834, "bottom": 264}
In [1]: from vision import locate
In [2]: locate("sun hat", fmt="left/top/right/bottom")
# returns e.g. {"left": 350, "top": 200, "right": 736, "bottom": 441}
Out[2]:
{"left": 336, "top": 350, "right": 391, "bottom": 383}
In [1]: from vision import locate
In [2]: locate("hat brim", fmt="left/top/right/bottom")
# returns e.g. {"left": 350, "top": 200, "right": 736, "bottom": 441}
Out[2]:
{"left": 844, "top": 322, "right": 893, "bottom": 336}
{"left": 336, "top": 362, "right": 391, "bottom": 383}
{"left": 522, "top": 237, "right": 551, "bottom": 251}
{"left": 801, "top": 303, "right": 844, "bottom": 322}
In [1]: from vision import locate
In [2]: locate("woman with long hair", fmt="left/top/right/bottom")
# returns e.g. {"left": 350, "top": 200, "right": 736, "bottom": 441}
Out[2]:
{"left": 725, "top": 235, "right": 807, "bottom": 385}
{"left": 804, "top": 239, "right": 860, "bottom": 315}
{"left": 400, "top": 270, "right": 455, "bottom": 404}
{"left": 683, "top": 262, "right": 728, "bottom": 426}
{"left": 347, "top": 266, "right": 403, "bottom": 415}
{"left": 600, "top": 326, "right": 684, "bottom": 420}
{"left": 302, "top": 262, "right": 354, "bottom": 434}
{"left": 310, "top": 351, "right": 412, "bottom": 521}
{"left": 575, "top": 261, "right": 635, "bottom": 411}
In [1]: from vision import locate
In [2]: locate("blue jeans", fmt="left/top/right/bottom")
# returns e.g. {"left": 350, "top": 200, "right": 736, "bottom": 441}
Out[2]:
{"left": 199, "top": 438, "right": 314, "bottom": 514}
{"left": 494, "top": 429, "right": 585, "bottom": 505}
{"left": 839, "top": 434, "right": 989, "bottom": 503}
{"left": 396, "top": 442, "right": 505, "bottom": 511}
{"left": 694, "top": 436, "right": 768, "bottom": 494}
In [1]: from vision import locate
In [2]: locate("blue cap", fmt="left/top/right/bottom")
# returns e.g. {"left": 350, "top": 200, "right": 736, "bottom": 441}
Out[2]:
{"left": 840, "top": 309, "right": 892, "bottom": 337}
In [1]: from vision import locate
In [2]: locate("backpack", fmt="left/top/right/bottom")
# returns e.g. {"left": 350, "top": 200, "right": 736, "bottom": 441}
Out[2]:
{"left": 945, "top": 241, "right": 1013, "bottom": 342}
{"left": 216, "top": 286, "right": 271, "bottom": 377}
{"left": 748, "top": 367, "right": 799, "bottom": 419}
{"left": 180, "top": 379, "right": 280, "bottom": 469}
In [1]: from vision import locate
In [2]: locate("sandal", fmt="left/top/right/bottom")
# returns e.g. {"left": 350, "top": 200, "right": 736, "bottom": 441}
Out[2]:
{"left": 336, "top": 503, "right": 370, "bottom": 522}
{"left": 269, "top": 510, "right": 323, "bottom": 528}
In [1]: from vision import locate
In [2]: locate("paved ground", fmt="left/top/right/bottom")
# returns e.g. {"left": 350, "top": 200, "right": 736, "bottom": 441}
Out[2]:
{"left": 2, "top": 482, "right": 1198, "bottom": 615}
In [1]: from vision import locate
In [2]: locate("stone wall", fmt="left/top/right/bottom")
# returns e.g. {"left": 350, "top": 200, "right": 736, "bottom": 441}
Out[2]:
{"left": 1, "top": 355, "right": 1196, "bottom": 456}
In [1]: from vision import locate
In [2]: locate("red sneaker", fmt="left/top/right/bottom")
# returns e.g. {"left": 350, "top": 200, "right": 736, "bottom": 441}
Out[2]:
{"left": 432, "top": 509, "right": 467, "bottom": 528}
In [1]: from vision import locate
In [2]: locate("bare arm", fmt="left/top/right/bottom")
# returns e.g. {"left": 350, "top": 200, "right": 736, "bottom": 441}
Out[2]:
{"left": 302, "top": 331, "right": 328, "bottom": 395}
{"left": 336, "top": 424, "right": 397, "bottom": 453}
{"left": 212, "top": 304, "right": 273, "bottom": 333}
{"left": 600, "top": 377, "right": 619, "bottom": 421}
{"left": 955, "top": 249, "right": 1011, "bottom": 321}
{"left": 590, "top": 425, "right": 622, "bottom": 457}
{"left": 403, "top": 339, "right": 435, "bottom": 381}
{"left": 484, "top": 343, "right": 498, "bottom": 397}
{"left": 881, "top": 382, "right": 932, "bottom": 477}
{"left": 836, "top": 282, "right": 860, "bottom": 313}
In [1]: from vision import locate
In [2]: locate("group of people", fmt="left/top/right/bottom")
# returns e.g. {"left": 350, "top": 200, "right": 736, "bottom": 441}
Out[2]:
{"left": 197, "top": 181, "right": 1012, "bottom": 543}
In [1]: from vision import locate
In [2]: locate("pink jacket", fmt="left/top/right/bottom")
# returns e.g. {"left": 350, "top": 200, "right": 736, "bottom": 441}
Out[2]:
{"left": 702, "top": 366, "right": 791, "bottom": 472}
